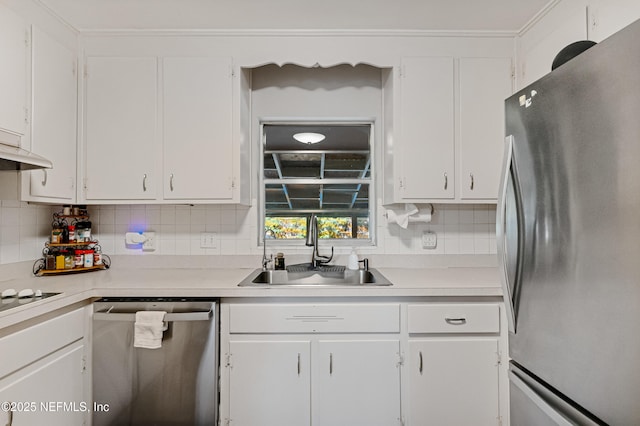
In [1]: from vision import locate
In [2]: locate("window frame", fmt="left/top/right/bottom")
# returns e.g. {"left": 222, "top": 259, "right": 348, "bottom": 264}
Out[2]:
{"left": 259, "top": 118, "right": 376, "bottom": 247}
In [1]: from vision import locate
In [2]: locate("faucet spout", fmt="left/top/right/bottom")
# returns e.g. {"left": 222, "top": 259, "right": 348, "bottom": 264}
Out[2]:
{"left": 306, "top": 215, "right": 333, "bottom": 268}
{"left": 305, "top": 215, "right": 316, "bottom": 248}
{"left": 263, "top": 228, "right": 275, "bottom": 270}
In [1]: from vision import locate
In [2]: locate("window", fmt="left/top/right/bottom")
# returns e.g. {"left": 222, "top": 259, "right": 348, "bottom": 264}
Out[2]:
{"left": 261, "top": 122, "right": 373, "bottom": 243}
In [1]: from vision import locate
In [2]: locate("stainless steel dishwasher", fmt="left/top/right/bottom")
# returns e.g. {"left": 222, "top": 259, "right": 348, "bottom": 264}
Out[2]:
{"left": 92, "top": 297, "right": 218, "bottom": 426}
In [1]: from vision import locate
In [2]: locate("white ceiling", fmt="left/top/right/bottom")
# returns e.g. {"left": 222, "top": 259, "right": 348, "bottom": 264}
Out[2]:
{"left": 38, "top": 0, "right": 553, "bottom": 33}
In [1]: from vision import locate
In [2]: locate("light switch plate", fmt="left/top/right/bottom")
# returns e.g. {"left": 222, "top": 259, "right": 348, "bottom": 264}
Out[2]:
{"left": 422, "top": 231, "right": 437, "bottom": 249}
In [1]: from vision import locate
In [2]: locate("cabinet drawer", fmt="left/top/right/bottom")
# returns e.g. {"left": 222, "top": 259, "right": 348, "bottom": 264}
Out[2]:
{"left": 407, "top": 304, "right": 499, "bottom": 334}
{"left": 229, "top": 303, "right": 400, "bottom": 334}
{"left": 0, "top": 308, "right": 85, "bottom": 379}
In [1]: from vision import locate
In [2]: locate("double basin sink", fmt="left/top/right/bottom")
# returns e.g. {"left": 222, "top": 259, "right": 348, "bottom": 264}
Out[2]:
{"left": 238, "top": 264, "right": 392, "bottom": 287}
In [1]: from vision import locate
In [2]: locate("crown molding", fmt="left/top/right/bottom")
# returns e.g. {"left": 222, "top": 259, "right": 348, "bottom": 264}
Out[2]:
{"left": 79, "top": 28, "right": 518, "bottom": 39}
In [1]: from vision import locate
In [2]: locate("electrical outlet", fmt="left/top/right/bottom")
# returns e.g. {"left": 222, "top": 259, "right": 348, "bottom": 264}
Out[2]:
{"left": 142, "top": 232, "right": 156, "bottom": 251}
{"left": 200, "top": 232, "right": 217, "bottom": 248}
{"left": 422, "top": 231, "right": 437, "bottom": 249}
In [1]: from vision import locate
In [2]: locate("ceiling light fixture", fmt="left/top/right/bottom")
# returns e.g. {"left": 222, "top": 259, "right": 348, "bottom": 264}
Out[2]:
{"left": 293, "top": 132, "right": 325, "bottom": 144}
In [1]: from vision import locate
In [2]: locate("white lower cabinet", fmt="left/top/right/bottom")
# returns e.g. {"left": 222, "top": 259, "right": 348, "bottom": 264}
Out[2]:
{"left": 221, "top": 302, "right": 402, "bottom": 426}
{"left": 407, "top": 338, "right": 500, "bottom": 425}
{"left": 0, "top": 343, "right": 85, "bottom": 426}
{"left": 228, "top": 340, "right": 311, "bottom": 426}
{"left": 0, "top": 307, "right": 88, "bottom": 426}
{"left": 315, "top": 339, "right": 401, "bottom": 426}
{"left": 406, "top": 303, "right": 504, "bottom": 426}
{"left": 220, "top": 300, "right": 507, "bottom": 426}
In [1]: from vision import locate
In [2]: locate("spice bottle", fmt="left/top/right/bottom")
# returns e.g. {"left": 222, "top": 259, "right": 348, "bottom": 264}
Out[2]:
{"left": 51, "top": 228, "right": 62, "bottom": 244}
{"left": 55, "top": 254, "right": 65, "bottom": 270}
{"left": 274, "top": 252, "right": 285, "bottom": 270}
{"left": 68, "top": 225, "right": 76, "bottom": 243}
{"left": 74, "top": 249, "right": 84, "bottom": 267}
{"left": 45, "top": 255, "right": 56, "bottom": 270}
{"left": 84, "top": 249, "right": 94, "bottom": 268}
{"left": 76, "top": 221, "right": 92, "bottom": 242}
{"left": 64, "top": 253, "right": 74, "bottom": 269}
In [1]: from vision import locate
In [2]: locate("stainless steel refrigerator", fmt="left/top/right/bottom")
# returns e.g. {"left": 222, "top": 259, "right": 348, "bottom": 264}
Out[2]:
{"left": 497, "top": 19, "right": 640, "bottom": 426}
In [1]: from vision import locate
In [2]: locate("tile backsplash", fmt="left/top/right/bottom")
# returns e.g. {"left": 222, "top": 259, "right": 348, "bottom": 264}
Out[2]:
{"left": 0, "top": 200, "right": 496, "bottom": 265}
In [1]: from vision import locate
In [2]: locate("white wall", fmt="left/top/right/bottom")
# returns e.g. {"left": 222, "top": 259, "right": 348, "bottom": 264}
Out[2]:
{"left": 0, "top": 200, "right": 55, "bottom": 264}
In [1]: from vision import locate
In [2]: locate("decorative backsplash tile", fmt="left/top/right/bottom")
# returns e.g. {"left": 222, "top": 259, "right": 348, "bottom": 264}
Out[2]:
{"left": 0, "top": 200, "right": 497, "bottom": 265}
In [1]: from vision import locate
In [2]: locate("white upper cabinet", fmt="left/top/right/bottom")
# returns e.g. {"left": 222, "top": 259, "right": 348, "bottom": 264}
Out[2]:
{"left": 162, "top": 57, "right": 234, "bottom": 200}
{"left": 387, "top": 55, "right": 512, "bottom": 204}
{"left": 397, "top": 56, "right": 455, "bottom": 201}
{"left": 589, "top": 0, "right": 640, "bottom": 42}
{"left": 26, "top": 27, "right": 77, "bottom": 201}
{"left": 83, "top": 55, "right": 236, "bottom": 203}
{"left": 517, "top": 5, "right": 588, "bottom": 89}
{"left": 459, "top": 57, "right": 513, "bottom": 200}
{"left": 0, "top": 3, "right": 28, "bottom": 142}
{"left": 84, "top": 56, "right": 158, "bottom": 200}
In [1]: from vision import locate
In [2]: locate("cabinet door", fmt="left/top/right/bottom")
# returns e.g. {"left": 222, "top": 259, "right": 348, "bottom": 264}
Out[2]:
{"left": 316, "top": 340, "right": 401, "bottom": 426}
{"left": 84, "top": 56, "right": 157, "bottom": 200}
{"left": 228, "top": 340, "right": 311, "bottom": 426}
{"left": 0, "top": 3, "right": 27, "bottom": 138}
{"left": 407, "top": 338, "right": 500, "bottom": 426}
{"left": 589, "top": 0, "right": 640, "bottom": 42}
{"left": 459, "top": 57, "right": 512, "bottom": 200}
{"left": 163, "top": 57, "right": 233, "bottom": 200}
{"left": 27, "top": 27, "right": 76, "bottom": 201}
{"left": 0, "top": 343, "right": 85, "bottom": 426}
{"left": 399, "top": 57, "right": 455, "bottom": 200}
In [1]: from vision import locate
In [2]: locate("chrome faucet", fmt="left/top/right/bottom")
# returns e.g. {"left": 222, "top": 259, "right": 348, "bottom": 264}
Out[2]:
{"left": 305, "top": 215, "right": 333, "bottom": 269}
{"left": 263, "top": 228, "right": 275, "bottom": 270}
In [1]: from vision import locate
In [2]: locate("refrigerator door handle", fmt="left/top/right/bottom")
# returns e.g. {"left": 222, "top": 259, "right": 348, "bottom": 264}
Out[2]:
{"left": 497, "top": 135, "right": 520, "bottom": 333}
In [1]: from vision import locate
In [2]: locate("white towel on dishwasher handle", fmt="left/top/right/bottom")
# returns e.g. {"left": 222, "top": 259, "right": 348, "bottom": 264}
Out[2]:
{"left": 133, "top": 311, "right": 167, "bottom": 349}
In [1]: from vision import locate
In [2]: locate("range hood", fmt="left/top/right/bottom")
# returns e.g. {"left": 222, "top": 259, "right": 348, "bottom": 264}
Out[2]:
{"left": 0, "top": 142, "right": 53, "bottom": 171}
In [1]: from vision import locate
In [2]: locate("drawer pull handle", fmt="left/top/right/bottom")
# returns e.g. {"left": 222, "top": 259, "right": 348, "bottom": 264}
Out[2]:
{"left": 445, "top": 317, "right": 467, "bottom": 325}
{"left": 329, "top": 353, "right": 333, "bottom": 375}
{"left": 419, "top": 351, "right": 423, "bottom": 374}
{"left": 142, "top": 174, "right": 147, "bottom": 192}
{"left": 297, "top": 353, "right": 301, "bottom": 376}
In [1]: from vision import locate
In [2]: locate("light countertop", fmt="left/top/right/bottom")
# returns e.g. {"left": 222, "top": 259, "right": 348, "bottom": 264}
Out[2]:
{"left": 0, "top": 260, "right": 502, "bottom": 330}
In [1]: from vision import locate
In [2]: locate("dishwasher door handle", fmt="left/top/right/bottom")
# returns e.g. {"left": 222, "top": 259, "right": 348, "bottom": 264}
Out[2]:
{"left": 93, "top": 309, "right": 213, "bottom": 322}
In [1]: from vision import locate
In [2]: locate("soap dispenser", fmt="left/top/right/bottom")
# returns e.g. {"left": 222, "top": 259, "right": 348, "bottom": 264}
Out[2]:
{"left": 347, "top": 249, "right": 359, "bottom": 270}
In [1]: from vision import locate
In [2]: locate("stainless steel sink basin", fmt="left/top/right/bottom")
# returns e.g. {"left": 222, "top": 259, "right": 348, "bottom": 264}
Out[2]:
{"left": 238, "top": 267, "right": 392, "bottom": 287}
